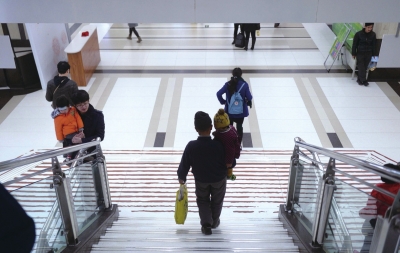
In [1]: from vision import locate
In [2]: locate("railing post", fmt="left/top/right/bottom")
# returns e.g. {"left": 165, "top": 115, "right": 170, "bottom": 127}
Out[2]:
{"left": 52, "top": 157, "right": 79, "bottom": 245}
{"left": 97, "top": 157, "right": 112, "bottom": 208}
{"left": 286, "top": 145, "right": 300, "bottom": 212}
{"left": 312, "top": 158, "right": 336, "bottom": 246}
{"left": 95, "top": 138, "right": 104, "bottom": 159}
{"left": 91, "top": 142, "right": 111, "bottom": 209}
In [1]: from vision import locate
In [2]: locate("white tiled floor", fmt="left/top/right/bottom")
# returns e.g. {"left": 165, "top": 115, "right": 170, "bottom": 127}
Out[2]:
{"left": 1, "top": 23, "right": 400, "bottom": 163}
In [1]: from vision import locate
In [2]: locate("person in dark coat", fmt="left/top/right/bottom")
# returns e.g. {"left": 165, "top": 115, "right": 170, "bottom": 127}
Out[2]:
{"left": 71, "top": 90, "right": 105, "bottom": 155}
{"left": 352, "top": 23, "right": 377, "bottom": 86}
{"left": 241, "top": 23, "right": 260, "bottom": 50}
{"left": 216, "top": 67, "right": 253, "bottom": 144}
{"left": 0, "top": 183, "right": 36, "bottom": 253}
{"left": 177, "top": 111, "right": 227, "bottom": 235}
{"left": 46, "top": 61, "right": 78, "bottom": 109}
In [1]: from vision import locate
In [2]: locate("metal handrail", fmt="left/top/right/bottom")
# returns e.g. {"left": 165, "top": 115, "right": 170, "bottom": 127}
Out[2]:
{"left": 0, "top": 140, "right": 100, "bottom": 172}
{"left": 297, "top": 143, "right": 398, "bottom": 199}
{"left": 294, "top": 137, "right": 400, "bottom": 183}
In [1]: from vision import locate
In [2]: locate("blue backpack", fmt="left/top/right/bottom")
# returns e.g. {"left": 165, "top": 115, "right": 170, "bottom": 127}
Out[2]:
{"left": 228, "top": 83, "right": 245, "bottom": 115}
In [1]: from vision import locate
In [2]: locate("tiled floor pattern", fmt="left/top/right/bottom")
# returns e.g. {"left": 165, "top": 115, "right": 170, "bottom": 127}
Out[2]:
{"left": 0, "top": 23, "right": 399, "bottom": 163}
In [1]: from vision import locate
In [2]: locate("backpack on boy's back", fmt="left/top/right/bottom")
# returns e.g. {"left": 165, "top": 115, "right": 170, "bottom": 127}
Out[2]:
{"left": 228, "top": 83, "right": 245, "bottom": 115}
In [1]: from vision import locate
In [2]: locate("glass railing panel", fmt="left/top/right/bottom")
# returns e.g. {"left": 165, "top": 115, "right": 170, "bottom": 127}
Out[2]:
{"left": 67, "top": 161, "right": 100, "bottom": 235}
{"left": 323, "top": 178, "right": 380, "bottom": 253}
{"left": 36, "top": 202, "right": 66, "bottom": 253}
{"left": 7, "top": 174, "right": 67, "bottom": 253}
{"left": 324, "top": 198, "right": 353, "bottom": 253}
{"left": 292, "top": 157, "right": 322, "bottom": 233}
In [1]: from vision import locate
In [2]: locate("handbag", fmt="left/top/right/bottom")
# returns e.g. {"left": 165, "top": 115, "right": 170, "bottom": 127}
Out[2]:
{"left": 174, "top": 184, "right": 188, "bottom": 224}
{"left": 235, "top": 32, "right": 245, "bottom": 48}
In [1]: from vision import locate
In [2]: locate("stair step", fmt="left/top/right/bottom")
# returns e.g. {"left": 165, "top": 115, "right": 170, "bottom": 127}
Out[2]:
{"left": 92, "top": 211, "right": 298, "bottom": 252}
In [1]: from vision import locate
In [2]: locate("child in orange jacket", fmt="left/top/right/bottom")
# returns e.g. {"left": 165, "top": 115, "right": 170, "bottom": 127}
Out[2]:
{"left": 51, "top": 95, "right": 84, "bottom": 160}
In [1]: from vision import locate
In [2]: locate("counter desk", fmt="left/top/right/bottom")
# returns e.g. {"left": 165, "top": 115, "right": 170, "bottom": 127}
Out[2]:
{"left": 65, "top": 25, "right": 100, "bottom": 86}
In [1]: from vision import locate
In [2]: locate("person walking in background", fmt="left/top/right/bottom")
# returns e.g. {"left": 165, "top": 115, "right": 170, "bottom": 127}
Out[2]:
{"left": 177, "top": 111, "right": 227, "bottom": 235}
{"left": 127, "top": 23, "right": 142, "bottom": 43}
{"left": 46, "top": 61, "right": 78, "bottom": 109}
{"left": 232, "top": 23, "right": 241, "bottom": 45}
{"left": 352, "top": 23, "right": 377, "bottom": 87}
{"left": 241, "top": 23, "right": 259, "bottom": 50}
{"left": 216, "top": 67, "right": 253, "bottom": 145}
{"left": 213, "top": 109, "right": 241, "bottom": 181}
{"left": 274, "top": 23, "right": 280, "bottom": 28}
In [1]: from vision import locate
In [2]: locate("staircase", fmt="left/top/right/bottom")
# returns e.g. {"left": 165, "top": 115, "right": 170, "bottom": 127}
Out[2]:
{"left": 91, "top": 211, "right": 299, "bottom": 252}
{"left": 3, "top": 149, "right": 393, "bottom": 252}
{"left": 92, "top": 150, "right": 299, "bottom": 252}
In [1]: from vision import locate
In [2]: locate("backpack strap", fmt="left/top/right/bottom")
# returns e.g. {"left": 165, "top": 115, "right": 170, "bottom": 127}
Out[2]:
{"left": 237, "top": 82, "right": 245, "bottom": 92}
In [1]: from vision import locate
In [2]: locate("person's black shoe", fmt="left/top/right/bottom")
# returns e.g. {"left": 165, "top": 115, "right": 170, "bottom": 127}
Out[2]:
{"left": 357, "top": 79, "right": 363, "bottom": 85}
{"left": 232, "top": 40, "right": 235, "bottom": 45}
{"left": 212, "top": 219, "right": 220, "bottom": 229}
{"left": 363, "top": 81, "right": 369, "bottom": 86}
{"left": 201, "top": 224, "right": 212, "bottom": 235}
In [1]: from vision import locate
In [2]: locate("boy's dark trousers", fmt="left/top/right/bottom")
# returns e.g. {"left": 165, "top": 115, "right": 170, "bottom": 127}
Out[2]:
{"left": 195, "top": 178, "right": 227, "bottom": 226}
{"left": 356, "top": 51, "right": 372, "bottom": 83}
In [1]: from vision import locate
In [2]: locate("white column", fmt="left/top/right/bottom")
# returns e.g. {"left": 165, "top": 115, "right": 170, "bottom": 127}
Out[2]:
{"left": 25, "top": 23, "right": 69, "bottom": 89}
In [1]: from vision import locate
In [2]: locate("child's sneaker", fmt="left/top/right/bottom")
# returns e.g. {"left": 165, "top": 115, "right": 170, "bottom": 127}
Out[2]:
{"left": 227, "top": 174, "right": 236, "bottom": 181}
{"left": 227, "top": 168, "right": 236, "bottom": 181}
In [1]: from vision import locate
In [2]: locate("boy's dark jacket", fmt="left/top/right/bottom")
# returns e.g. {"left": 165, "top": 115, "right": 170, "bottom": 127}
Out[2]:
{"left": 177, "top": 136, "right": 226, "bottom": 183}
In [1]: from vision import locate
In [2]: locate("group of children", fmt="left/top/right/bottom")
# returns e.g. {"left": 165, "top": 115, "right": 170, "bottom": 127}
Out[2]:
{"left": 51, "top": 95, "right": 84, "bottom": 161}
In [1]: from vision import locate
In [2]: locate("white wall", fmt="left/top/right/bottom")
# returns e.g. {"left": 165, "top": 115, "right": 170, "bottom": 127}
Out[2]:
{"left": 374, "top": 23, "right": 399, "bottom": 39}
{"left": 1, "top": 0, "right": 400, "bottom": 23}
{"left": 25, "top": 23, "right": 69, "bottom": 90}
{"left": 377, "top": 34, "right": 400, "bottom": 68}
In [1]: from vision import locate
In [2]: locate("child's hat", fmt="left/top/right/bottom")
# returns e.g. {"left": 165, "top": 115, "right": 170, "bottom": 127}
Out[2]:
{"left": 214, "top": 109, "right": 230, "bottom": 129}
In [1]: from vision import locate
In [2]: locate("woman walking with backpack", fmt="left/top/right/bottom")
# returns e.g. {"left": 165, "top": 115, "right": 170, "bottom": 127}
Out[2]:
{"left": 216, "top": 68, "right": 253, "bottom": 144}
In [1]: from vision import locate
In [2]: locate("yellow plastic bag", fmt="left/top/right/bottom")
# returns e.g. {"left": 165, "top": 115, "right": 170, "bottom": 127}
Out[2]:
{"left": 174, "top": 184, "right": 188, "bottom": 224}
